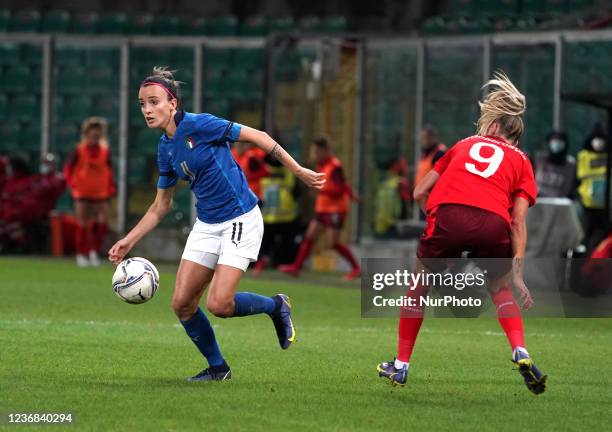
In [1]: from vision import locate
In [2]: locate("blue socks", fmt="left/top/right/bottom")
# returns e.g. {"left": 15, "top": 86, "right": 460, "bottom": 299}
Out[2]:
{"left": 233, "top": 292, "right": 276, "bottom": 316}
{"left": 180, "top": 307, "right": 225, "bottom": 367}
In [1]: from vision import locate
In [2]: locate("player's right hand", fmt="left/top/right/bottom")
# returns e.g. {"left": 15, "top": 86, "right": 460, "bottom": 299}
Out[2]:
{"left": 512, "top": 276, "right": 534, "bottom": 310}
{"left": 108, "top": 238, "right": 134, "bottom": 265}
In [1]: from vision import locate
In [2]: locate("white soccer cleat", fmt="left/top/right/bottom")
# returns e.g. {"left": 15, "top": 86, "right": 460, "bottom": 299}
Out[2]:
{"left": 76, "top": 254, "right": 89, "bottom": 267}
{"left": 89, "top": 251, "right": 101, "bottom": 267}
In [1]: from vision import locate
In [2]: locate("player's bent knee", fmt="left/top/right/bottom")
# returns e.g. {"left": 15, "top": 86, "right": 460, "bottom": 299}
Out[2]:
{"left": 171, "top": 297, "right": 198, "bottom": 321}
{"left": 206, "top": 299, "right": 234, "bottom": 318}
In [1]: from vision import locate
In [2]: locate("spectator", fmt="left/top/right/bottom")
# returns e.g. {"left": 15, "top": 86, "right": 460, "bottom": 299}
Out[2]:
{"left": 534, "top": 131, "right": 576, "bottom": 198}
{"left": 63, "top": 117, "right": 115, "bottom": 267}
{"left": 576, "top": 123, "right": 609, "bottom": 251}
{"left": 373, "top": 157, "right": 411, "bottom": 236}
{"left": 231, "top": 141, "right": 269, "bottom": 200}
{"left": 415, "top": 125, "right": 446, "bottom": 187}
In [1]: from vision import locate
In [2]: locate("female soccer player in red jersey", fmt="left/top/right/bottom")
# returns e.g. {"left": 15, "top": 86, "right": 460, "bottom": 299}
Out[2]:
{"left": 377, "top": 72, "right": 547, "bottom": 394}
{"left": 64, "top": 117, "right": 115, "bottom": 267}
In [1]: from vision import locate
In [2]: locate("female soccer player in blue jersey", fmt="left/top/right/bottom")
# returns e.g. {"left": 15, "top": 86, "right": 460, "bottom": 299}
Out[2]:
{"left": 108, "top": 67, "right": 325, "bottom": 382}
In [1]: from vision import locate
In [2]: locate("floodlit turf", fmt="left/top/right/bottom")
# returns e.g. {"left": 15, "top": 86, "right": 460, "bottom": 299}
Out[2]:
{"left": 1, "top": 257, "right": 611, "bottom": 431}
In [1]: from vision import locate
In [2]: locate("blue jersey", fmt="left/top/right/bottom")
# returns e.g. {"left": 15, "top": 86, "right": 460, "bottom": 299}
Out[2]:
{"left": 156, "top": 111, "right": 258, "bottom": 224}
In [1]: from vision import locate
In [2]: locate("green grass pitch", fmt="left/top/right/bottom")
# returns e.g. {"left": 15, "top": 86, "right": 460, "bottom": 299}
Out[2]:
{"left": 1, "top": 257, "right": 611, "bottom": 431}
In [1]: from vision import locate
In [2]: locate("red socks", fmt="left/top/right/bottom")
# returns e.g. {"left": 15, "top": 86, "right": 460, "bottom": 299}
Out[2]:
{"left": 333, "top": 242, "right": 360, "bottom": 270}
{"left": 490, "top": 287, "right": 525, "bottom": 350}
{"left": 75, "top": 224, "right": 89, "bottom": 255}
{"left": 397, "top": 284, "right": 428, "bottom": 362}
{"left": 93, "top": 222, "right": 108, "bottom": 252}
{"left": 293, "top": 238, "right": 313, "bottom": 270}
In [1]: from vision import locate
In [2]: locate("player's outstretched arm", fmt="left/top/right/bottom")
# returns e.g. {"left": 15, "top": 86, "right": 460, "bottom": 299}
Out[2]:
{"left": 509, "top": 196, "right": 533, "bottom": 309}
{"left": 237, "top": 126, "right": 326, "bottom": 189}
{"left": 413, "top": 170, "right": 440, "bottom": 214}
{"left": 108, "top": 187, "right": 175, "bottom": 264}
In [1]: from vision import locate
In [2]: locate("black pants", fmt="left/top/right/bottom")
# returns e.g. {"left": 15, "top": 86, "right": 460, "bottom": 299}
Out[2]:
{"left": 259, "top": 221, "right": 300, "bottom": 266}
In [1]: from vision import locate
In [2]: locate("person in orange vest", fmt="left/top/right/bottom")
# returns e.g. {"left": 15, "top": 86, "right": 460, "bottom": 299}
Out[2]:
{"left": 278, "top": 137, "right": 361, "bottom": 280}
{"left": 415, "top": 125, "right": 447, "bottom": 187}
{"left": 231, "top": 142, "right": 269, "bottom": 200}
{"left": 63, "top": 117, "right": 115, "bottom": 267}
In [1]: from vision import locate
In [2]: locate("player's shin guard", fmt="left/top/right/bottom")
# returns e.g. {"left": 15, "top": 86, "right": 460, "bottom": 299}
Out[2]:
{"left": 233, "top": 292, "right": 276, "bottom": 316}
{"left": 490, "top": 287, "right": 525, "bottom": 351}
{"left": 180, "top": 307, "right": 225, "bottom": 367}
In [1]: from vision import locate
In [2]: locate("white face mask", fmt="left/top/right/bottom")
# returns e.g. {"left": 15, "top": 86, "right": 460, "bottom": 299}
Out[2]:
{"left": 591, "top": 137, "right": 606, "bottom": 152}
{"left": 549, "top": 139, "right": 565, "bottom": 154}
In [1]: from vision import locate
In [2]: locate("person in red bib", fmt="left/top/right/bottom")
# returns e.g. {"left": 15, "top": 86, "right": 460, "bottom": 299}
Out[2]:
{"left": 231, "top": 142, "right": 269, "bottom": 200}
{"left": 278, "top": 137, "right": 361, "bottom": 281}
{"left": 377, "top": 72, "right": 547, "bottom": 395}
{"left": 63, "top": 117, "right": 115, "bottom": 267}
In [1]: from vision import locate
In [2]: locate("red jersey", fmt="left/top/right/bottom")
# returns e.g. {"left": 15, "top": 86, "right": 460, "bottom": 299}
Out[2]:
{"left": 64, "top": 142, "right": 115, "bottom": 200}
{"left": 315, "top": 156, "right": 353, "bottom": 213}
{"left": 427, "top": 135, "right": 537, "bottom": 225}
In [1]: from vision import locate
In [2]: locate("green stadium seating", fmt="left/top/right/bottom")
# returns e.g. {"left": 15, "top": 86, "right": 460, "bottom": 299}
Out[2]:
{"left": 475, "top": 0, "right": 518, "bottom": 16}
{"left": 97, "top": 96, "right": 119, "bottom": 122}
{"left": 126, "top": 14, "right": 153, "bottom": 35}
{"left": 133, "top": 127, "right": 159, "bottom": 153}
{"left": 208, "top": 15, "right": 238, "bottom": 36}
{"left": 60, "top": 96, "right": 93, "bottom": 122}
{"left": 447, "top": 0, "right": 476, "bottom": 16}
{"left": 0, "top": 124, "right": 21, "bottom": 152}
{"left": 268, "top": 16, "right": 294, "bottom": 33}
{"left": 22, "top": 123, "right": 41, "bottom": 151}
{"left": 0, "top": 9, "right": 10, "bottom": 32}
{"left": 42, "top": 10, "right": 71, "bottom": 33}
{"left": 240, "top": 16, "right": 267, "bottom": 36}
{"left": 22, "top": 44, "right": 43, "bottom": 65}
{"left": 127, "top": 154, "right": 150, "bottom": 183}
{"left": 53, "top": 123, "right": 79, "bottom": 152}
{"left": 10, "top": 9, "right": 41, "bottom": 32}
{"left": 55, "top": 66, "right": 87, "bottom": 94}
{"left": 55, "top": 46, "right": 85, "bottom": 66}
{"left": 87, "top": 48, "right": 119, "bottom": 68}
{"left": 298, "top": 16, "right": 321, "bottom": 33}
{"left": 0, "top": 65, "right": 32, "bottom": 93}
{"left": 204, "top": 49, "right": 232, "bottom": 70}
{"left": 0, "top": 43, "right": 22, "bottom": 65}
{"left": 0, "top": 94, "right": 7, "bottom": 115}
{"left": 233, "top": 48, "right": 264, "bottom": 69}
{"left": 152, "top": 15, "right": 181, "bottom": 35}
{"left": 12, "top": 94, "right": 39, "bottom": 122}
{"left": 87, "top": 66, "right": 116, "bottom": 94}
{"left": 97, "top": 13, "right": 128, "bottom": 34}
{"left": 180, "top": 16, "right": 208, "bottom": 35}
{"left": 320, "top": 16, "right": 347, "bottom": 33}
{"left": 203, "top": 98, "right": 231, "bottom": 118}
{"left": 70, "top": 12, "right": 99, "bottom": 34}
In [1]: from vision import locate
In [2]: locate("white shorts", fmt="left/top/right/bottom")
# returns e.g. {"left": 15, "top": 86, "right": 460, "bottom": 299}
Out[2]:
{"left": 181, "top": 205, "right": 264, "bottom": 272}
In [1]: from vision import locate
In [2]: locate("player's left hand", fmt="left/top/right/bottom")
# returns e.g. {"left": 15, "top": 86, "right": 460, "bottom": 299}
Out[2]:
{"left": 297, "top": 168, "right": 326, "bottom": 189}
{"left": 512, "top": 276, "right": 534, "bottom": 310}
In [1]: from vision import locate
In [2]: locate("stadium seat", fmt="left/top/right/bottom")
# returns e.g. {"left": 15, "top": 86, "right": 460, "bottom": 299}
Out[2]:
{"left": 21, "top": 44, "right": 43, "bottom": 66}
{"left": 70, "top": 12, "right": 99, "bottom": 34}
{"left": 0, "top": 9, "right": 10, "bottom": 32}
{"left": 127, "top": 154, "right": 150, "bottom": 183}
{"left": 0, "top": 94, "right": 7, "bottom": 117}
{"left": 53, "top": 123, "right": 79, "bottom": 152}
{"left": 134, "top": 127, "right": 160, "bottom": 153}
{"left": 22, "top": 123, "right": 41, "bottom": 151}
{"left": 86, "top": 65, "right": 116, "bottom": 94}
{"left": 203, "top": 98, "right": 231, "bottom": 119}
{"left": 87, "top": 48, "right": 119, "bottom": 68}
{"left": 298, "top": 16, "right": 321, "bottom": 33}
{"left": 180, "top": 16, "right": 208, "bottom": 35}
{"left": 55, "top": 46, "right": 86, "bottom": 66}
{"left": 55, "top": 66, "right": 87, "bottom": 94}
{"left": 152, "top": 15, "right": 181, "bottom": 35}
{"left": 268, "top": 16, "right": 294, "bottom": 33}
{"left": 12, "top": 94, "right": 39, "bottom": 122}
{"left": 240, "top": 16, "right": 268, "bottom": 36}
{"left": 42, "top": 10, "right": 71, "bottom": 33}
{"left": 97, "top": 13, "right": 128, "bottom": 34}
{"left": 447, "top": 0, "right": 476, "bottom": 16}
{"left": 233, "top": 48, "right": 264, "bottom": 69}
{"left": 0, "top": 124, "right": 20, "bottom": 151}
{"left": 10, "top": 9, "right": 41, "bottom": 32}
{"left": 126, "top": 14, "right": 153, "bottom": 35}
{"left": 475, "top": 0, "right": 518, "bottom": 16}
{"left": 320, "top": 16, "right": 347, "bottom": 33}
{"left": 0, "top": 43, "right": 22, "bottom": 65}
{"left": 60, "top": 96, "right": 93, "bottom": 122}
{"left": 208, "top": 15, "right": 238, "bottom": 36}
{"left": 96, "top": 96, "right": 119, "bottom": 122}
{"left": 0, "top": 65, "right": 32, "bottom": 93}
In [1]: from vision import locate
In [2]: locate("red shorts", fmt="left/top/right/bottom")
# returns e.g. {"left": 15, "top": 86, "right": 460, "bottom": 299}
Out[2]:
{"left": 418, "top": 204, "right": 512, "bottom": 276}
{"left": 315, "top": 212, "right": 346, "bottom": 229}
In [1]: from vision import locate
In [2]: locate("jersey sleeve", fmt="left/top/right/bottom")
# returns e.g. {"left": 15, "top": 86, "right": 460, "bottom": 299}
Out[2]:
{"left": 196, "top": 113, "right": 242, "bottom": 144}
{"left": 432, "top": 145, "right": 455, "bottom": 175}
{"left": 156, "top": 142, "right": 178, "bottom": 189}
{"left": 513, "top": 158, "right": 538, "bottom": 206}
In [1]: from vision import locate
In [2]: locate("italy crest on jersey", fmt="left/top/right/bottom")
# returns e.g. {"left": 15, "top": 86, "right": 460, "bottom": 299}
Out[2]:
{"left": 185, "top": 136, "right": 195, "bottom": 150}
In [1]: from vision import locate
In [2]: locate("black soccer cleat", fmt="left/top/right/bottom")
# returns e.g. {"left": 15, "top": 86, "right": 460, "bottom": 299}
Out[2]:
{"left": 187, "top": 363, "right": 232, "bottom": 382}
{"left": 512, "top": 348, "right": 547, "bottom": 395}
{"left": 270, "top": 294, "right": 296, "bottom": 350}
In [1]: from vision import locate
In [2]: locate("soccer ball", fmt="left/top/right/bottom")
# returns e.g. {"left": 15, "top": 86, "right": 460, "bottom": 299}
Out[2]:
{"left": 112, "top": 257, "right": 160, "bottom": 304}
